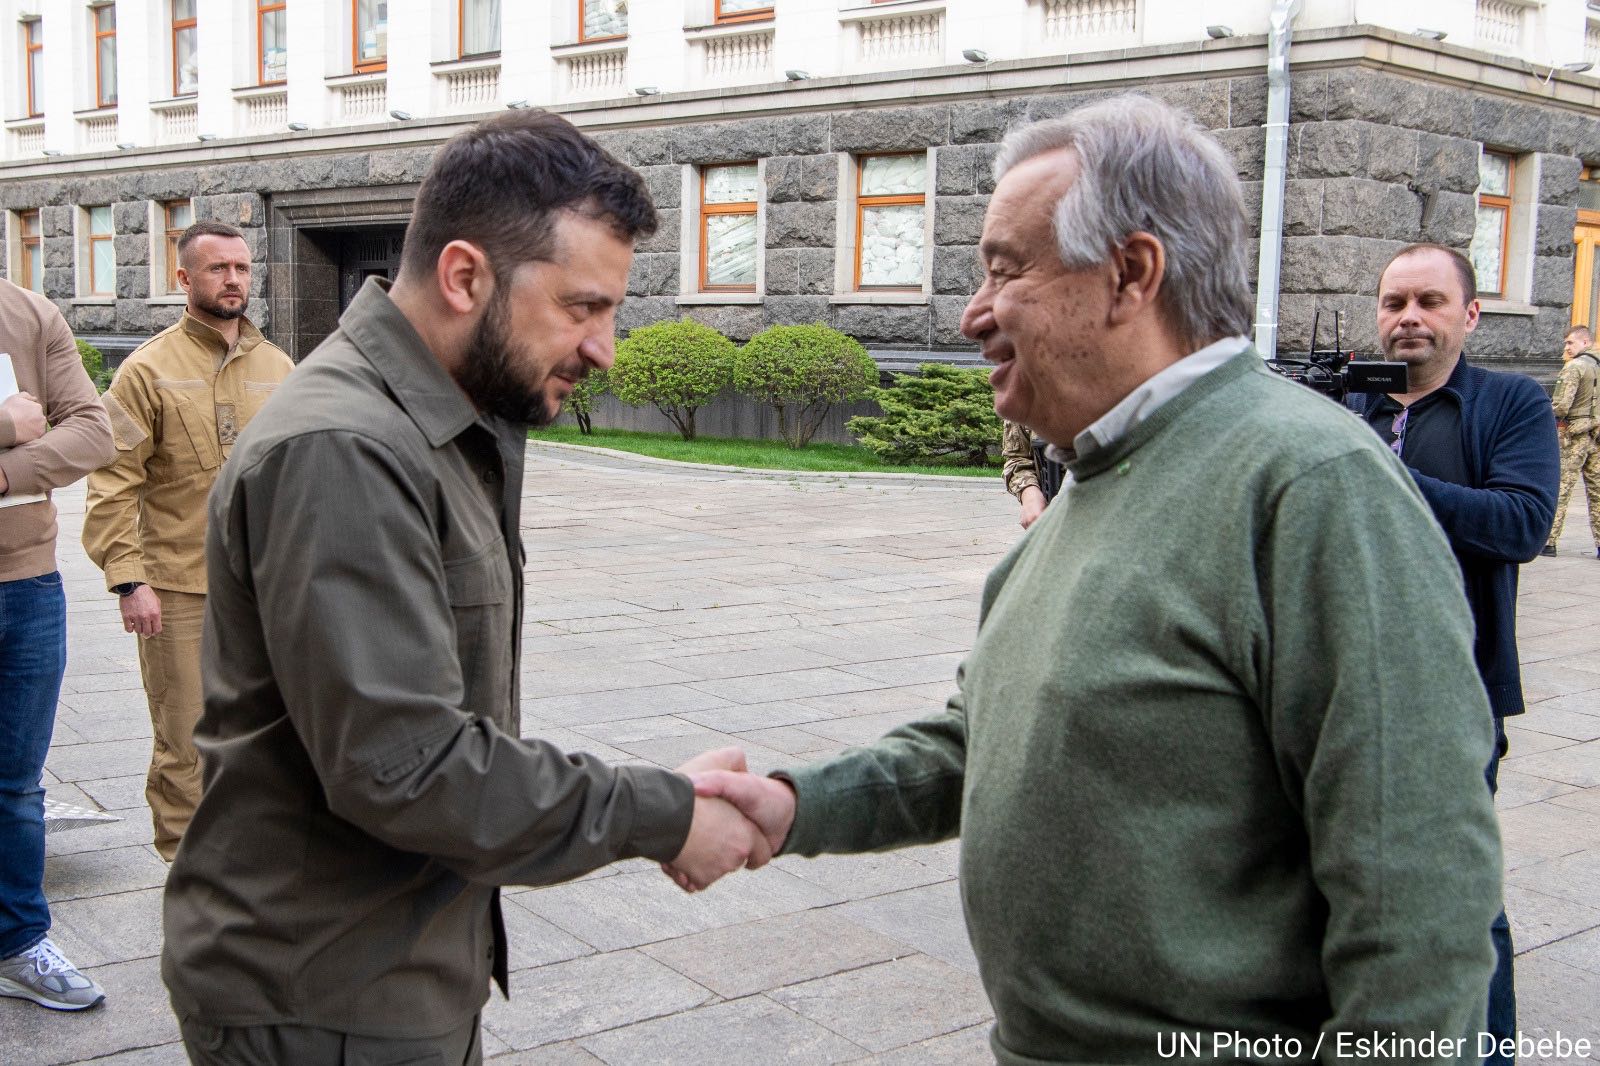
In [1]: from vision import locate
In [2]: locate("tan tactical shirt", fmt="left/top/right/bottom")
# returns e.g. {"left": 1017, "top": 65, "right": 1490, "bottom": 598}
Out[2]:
{"left": 161, "top": 278, "right": 695, "bottom": 1037}
{"left": 1001, "top": 420, "right": 1040, "bottom": 498}
{"left": 1550, "top": 348, "right": 1600, "bottom": 438}
{"left": 82, "top": 313, "right": 292, "bottom": 594}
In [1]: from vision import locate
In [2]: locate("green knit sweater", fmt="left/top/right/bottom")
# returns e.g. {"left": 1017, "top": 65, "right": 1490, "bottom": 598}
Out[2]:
{"left": 784, "top": 352, "right": 1501, "bottom": 1065}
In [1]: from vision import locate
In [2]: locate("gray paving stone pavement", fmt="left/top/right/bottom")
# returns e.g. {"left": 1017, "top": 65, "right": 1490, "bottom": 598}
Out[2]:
{"left": 4, "top": 442, "right": 1598, "bottom": 1064}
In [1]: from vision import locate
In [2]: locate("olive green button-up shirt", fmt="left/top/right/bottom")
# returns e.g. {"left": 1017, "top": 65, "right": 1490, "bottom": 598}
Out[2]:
{"left": 162, "top": 278, "right": 695, "bottom": 1037}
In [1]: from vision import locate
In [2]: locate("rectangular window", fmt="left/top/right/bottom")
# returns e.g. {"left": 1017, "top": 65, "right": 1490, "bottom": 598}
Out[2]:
{"left": 579, "top": 0, "right": 627, "bottom": 42}
{"left": 24, "top": 19, "right": 43, "bottom": 118}
{"left": 87, "top": 207, "right": 114, "bottom": 296}
{"left": 258, "top": 0, "right": 286, "bottom": 84}
{"left": 93, "top": 4, "right": 118, "bottom": 109}
{"left": 700, "top": 164, "right": 759, "bottom": 292}
{"left": 173, "top": 0, "right": 197, "bottom": 96}
{"left": 1472, "top": 150, "right": 1513, "bottom": 299}
{"left": 354, "top": 0, "right": 388, "bottom": 72}
{"left": 460, "top": 0, "right": 501, "bottom": 56}
{"left": 19, "top": 211, "right": 43, "bottom": 293}
{"left": 163, "top": 200, "right": 193, "bottom": 294}
{"left": 855, "top": 154, "right": 926, "bottom": 290}
{"left": 716, "top": 0, "right": 774, "bottom": 23}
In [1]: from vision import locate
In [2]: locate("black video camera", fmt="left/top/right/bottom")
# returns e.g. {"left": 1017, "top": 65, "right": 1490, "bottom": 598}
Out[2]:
{"left": 1264, "top": 311, "right": 1407, "bottom": 402}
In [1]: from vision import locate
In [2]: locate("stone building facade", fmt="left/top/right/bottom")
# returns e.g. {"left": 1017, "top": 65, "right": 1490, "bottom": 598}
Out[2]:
{"left": 3, "top": 17, "right": 1599, "bottom": 439}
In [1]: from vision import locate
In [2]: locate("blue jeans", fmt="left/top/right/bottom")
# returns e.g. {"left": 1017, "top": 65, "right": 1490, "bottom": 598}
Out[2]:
{"left": 0, "top": 571, "right": 66, "bottom": 959}
{"left": 1484, "top": 717, "right": 1515, "bottom": 1066}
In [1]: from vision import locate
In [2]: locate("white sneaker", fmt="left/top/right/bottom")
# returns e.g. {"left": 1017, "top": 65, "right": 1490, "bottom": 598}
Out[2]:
{"left": 0, "top": 937, "right": 107, "bottom": 1011}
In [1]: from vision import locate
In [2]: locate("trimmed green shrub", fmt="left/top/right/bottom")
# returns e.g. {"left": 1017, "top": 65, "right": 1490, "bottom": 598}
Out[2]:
{"left": 77, "top": 339, "right": 112, "bottom": 393}
{"left": 610, "top": 318, "right": 736, "bottom": 441}
{"left": 565, "top": 368, "right": 609, "bottom": 435}
{"left": 847, "top": 363, "right": 1000, "bottom": 466}
{"left": 734, "top": 324, "right": 878, "bottom": 449}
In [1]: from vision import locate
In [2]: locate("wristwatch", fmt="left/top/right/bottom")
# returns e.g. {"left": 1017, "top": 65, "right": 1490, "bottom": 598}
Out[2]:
{"left": 112, "top": 581, "right": 146, "bottom": 597}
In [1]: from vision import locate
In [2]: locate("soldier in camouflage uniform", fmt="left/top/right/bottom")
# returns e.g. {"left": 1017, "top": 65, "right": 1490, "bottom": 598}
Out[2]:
{"left": 1001, "top": 420, "right": 1049, "bottom": 528}
{"left": 1542, "top": 325, "right": 1600, "bottom": 557}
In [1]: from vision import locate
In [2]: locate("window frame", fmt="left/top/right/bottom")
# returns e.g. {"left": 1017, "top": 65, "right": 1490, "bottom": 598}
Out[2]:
{"left": 257, "top": 0, "right": 287, "bottom": 86}
{"left": 458, "top": 0, "right": 501, "bottom": 58}
{"left": 1473, "top": 149, "right": 1514, "bottom": 300}
{"left": 715, "top": 0, "right": 775, "bottom": 25}
{"left": 171, "top": 0, "right": 197, "bottom": 97}
{"left": 19, "top": 210, "right": 43, "bottom": 293}
{"left": 577, "top": 0, "right": 627, "bottom": 44}
{"left": 85, "top": 206, "right": 115, "bottom": 297}
{"left": 23, "top": 18, "right": 43, "bottom": 118}
{"left": 162, "top": 200, "right": 193, "bottom": 295}
{"left": 853, "top": 152, "right": 927, "bottom": 293}
{"left": 352, "top": 0, "right": 387, "bottom": 74}
{"left": 92, "top": 3, "right": 117, "bottom": 110}
{"left": 698, "top": 163, "right": 760, "bottom": 293}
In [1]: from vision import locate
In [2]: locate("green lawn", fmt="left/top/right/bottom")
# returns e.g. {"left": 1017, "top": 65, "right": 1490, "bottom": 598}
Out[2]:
{"left": 528, "top": 425, "right": 1001, "bottom": 478}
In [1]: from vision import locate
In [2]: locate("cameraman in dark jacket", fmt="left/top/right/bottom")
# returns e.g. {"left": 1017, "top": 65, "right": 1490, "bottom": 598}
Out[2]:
{"left": 1354, "top": 243, "right": 1559, "bottom": 1066}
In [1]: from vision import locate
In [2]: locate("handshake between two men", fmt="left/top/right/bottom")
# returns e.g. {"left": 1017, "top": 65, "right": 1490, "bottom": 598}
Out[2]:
{"left": 665, "top": 747, "right": 796, "bottom": 892}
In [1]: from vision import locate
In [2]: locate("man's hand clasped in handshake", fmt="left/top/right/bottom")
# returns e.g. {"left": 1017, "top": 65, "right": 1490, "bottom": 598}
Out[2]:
{"left": 663, "top": 749, "right": 797, "bottom": 893}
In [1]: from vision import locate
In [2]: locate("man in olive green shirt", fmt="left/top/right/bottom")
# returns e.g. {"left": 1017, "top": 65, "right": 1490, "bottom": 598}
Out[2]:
{"left": 688, "top": 96, "right": 1500, "bottom": 1064}
{"left": 163, "top": 111, "right": 765, "bottom": 1064}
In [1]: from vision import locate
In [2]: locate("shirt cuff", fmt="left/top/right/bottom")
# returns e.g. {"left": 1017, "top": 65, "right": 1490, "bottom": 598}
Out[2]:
{"left": 616, "top": 765, "right": 696, "bottom": 863}
{"left": 102, "top": 560, "right": 149, "bottom": 591}
{"left": 0, "top": 446, "right": 36, "bottom": 496}
{"left": 0, "top": 410, "right": 16, "bottom": 450}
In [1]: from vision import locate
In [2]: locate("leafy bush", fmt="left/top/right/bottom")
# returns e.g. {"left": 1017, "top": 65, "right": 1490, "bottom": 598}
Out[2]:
{"left": 77, "top": 339, "right": 112, "bottom": 393}
{"left": 734, "top": 324, "right": 878, "bottom": 449}
{"left": 565, "top": 368, "right": 609, "bottom": 435}
{"left": 847, "top": 363, "right": 1000, "bottom": 466}
{"left": 610, "top": 318, "right": 736, "bottom": 440}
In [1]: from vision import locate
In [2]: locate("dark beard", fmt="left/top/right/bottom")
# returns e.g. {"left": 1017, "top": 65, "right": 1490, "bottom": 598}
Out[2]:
{"left": 455, "top": 290, "right": 558, "bottom": 428}
{"left": 193, "top": 294, "right": 245, "bottom": 320}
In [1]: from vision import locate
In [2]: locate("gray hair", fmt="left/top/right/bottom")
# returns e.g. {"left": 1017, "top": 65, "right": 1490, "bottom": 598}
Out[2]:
{"left": 993, "top": 94, "right": 1254, "bottom": 348}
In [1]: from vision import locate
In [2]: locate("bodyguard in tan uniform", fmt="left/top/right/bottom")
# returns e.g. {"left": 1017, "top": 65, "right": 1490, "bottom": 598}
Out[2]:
{"left": 82, "top": 221, "right": 292, "bottom": 860}
{"left": 1541, "top": 325, "right": 1600, "bottom": 557}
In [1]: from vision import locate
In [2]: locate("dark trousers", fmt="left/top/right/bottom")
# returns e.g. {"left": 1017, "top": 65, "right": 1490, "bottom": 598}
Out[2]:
{"left": 1485, "top": 717, "right": 1515, "bottom": 1066}
{"left": 180, "top": 1014, "right": 482, "bottom": 1066}
{"left": 0, "top": 573, "right": 67, "bottom": 960}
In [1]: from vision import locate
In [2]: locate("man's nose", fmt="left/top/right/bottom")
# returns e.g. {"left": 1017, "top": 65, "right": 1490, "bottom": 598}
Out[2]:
{"left": 580, "top": 332, "right": 615, "bottom": 372}
{"left": 960, "top": 283, "right": 994, "bottom": 342}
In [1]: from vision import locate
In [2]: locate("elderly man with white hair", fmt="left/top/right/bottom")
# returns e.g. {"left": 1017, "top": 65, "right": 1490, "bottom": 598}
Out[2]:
{"left": 686, "top": 94, "right": 1502, "bottom": 1063}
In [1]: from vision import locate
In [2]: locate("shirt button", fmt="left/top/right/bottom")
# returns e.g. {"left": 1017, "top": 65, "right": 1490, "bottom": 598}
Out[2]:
{"left": 482, "top": 470, "right": 498, "bottom": 485}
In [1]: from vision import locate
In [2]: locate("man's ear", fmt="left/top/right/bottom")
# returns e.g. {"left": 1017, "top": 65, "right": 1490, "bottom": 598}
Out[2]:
{"left": 435, "top": 240, "right": 494, "bottom": 316}
{"left": 1107, "top": 232, "right": 1165, "bottom": 328}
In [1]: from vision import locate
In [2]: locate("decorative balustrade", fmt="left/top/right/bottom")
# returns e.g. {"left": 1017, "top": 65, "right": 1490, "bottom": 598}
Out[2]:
{"left": 156, "top": 101, "right": 198, "bottom": 142}
{"left": 79, "top": 114, "right": 118, "bottom": 150}
{"left": 858, "top": 11, "right": 943, "bottom": 65}
{"left": 563, "top": 49, "right": 627, "bottom": 97}
{"left": 1587, "top": 20, "right": 1600, "bottom": 70}
{"left": 705, "top": 30, "right": 773, "bottom": 82}
{"left": 337, "top": 77, "right": 388, "bottom": 121}
{"left": 1043, "top": 0, "right": 1137, "bottom": 42}
{"left": 1475, "top": 0, "right": 1525, "bottom": 51}
{"left": 9, "top": 122, "right": 44, "bottom": 157}
{"left": 443, "top": 62, "right": 501, "bottom": 111}
{"left": 240, "top": 90, "right": 288, "bottom": 134}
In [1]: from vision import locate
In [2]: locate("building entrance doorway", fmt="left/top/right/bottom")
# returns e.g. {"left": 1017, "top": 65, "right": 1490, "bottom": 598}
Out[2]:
{"left": 1572, "top": 169, "right": 1600, "bottom": 331}
{"left": 338, "top": 227, "right": 407, "bottom": 311}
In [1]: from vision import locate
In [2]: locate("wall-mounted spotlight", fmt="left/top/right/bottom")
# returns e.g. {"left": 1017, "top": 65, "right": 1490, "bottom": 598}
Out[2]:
{"left": 42, "top": 148, "right": 63, "bottom": 156}
{"left": 785, "top": 69, "right": 811, "bottom": 81}
{"left": 634, "top": 86, "right": 660, "bottom": 96}
{"left": 389, "top": 109, "right": 414, "bottom": 121}
{"left": 287, "top": 121, "right": 310, "bottom": 131}
{"left": 1413, "top": 27, "right": 1447, "bottom": 40}
{"left": 962, "top": 49, "right": 988, "bottom": 63}
{"left": 1205, "top": 25, "right": 1235, "bottom": 39}
{"left": 116, "top": 141, "right": 136, "bottom": 150}
{"left": 506, "top": 99, "right": 531, "bottom": 109}
{"left": 1542, "top": 60, "right": 1594, "bottom": 84}
{"left": 196, "top": 132, "right": 219, "bottom": 141}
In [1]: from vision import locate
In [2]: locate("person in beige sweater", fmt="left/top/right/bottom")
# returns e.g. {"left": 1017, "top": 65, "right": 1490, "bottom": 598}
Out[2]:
{"left": 0, "top": 276, "right": 115, "bottom": 1012}
{"left": 82, "top": 221, "right": 293, "bottom": 862}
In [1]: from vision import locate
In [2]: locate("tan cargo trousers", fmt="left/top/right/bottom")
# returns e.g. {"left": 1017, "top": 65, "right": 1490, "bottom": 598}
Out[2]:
{"left": 1547, "top": 429, "right": 1600, "bottom": 550}
{"left": 179, "top": 1014, "right": 482, "bottom": 1065}
{"left": 137, "top": 588, "right": 205, "bottom": 861}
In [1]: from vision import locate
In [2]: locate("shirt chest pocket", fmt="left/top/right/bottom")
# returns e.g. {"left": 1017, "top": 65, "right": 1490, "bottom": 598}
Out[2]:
{"left": 155, "top": 379, "right": 221, "bottom": 472}
{"left": 443, "top": 540, "right": 514, "bottom": 727}
{"left": 234, "top": 380, "right": 280, "bottom": 439}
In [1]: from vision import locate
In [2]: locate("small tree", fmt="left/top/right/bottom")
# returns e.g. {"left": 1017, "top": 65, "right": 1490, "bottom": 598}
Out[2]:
{"left": 734, "top": 324, "right": 878, "bottom": 449}
{"left": 565, "top": 368, "right": 609, "bottom": 435}
{"left": 610, "top": 318, "right": 735, "bottom": 440}
{"left": 77, "top": 339, "right": 112, "bottom": 393}
{"left": 847, "top": 363, "right": 1000, "bottom": 466}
